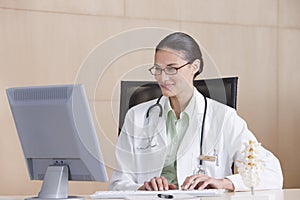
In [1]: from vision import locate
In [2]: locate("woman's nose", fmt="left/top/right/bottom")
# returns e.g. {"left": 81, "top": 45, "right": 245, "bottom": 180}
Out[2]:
{"left": 155, "top": 71, "right": 169, "bottom": 82}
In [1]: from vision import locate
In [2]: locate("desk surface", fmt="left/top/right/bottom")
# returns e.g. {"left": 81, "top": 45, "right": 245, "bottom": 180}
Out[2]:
{"left": 0, "top": 189, "right": 298, "bottom": 200}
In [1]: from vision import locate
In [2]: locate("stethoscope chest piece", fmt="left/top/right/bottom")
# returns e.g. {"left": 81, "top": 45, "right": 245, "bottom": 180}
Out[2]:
{"left": 193, "top": 164, "right": 206, "bottom": 175}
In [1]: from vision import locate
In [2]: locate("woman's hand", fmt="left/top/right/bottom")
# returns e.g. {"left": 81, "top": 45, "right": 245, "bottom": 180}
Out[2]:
{"left": 138, "top": 176, "right": 177, "bottom": 191}
{"left": 181, "top": 174, "right": 234, "bottom": 191}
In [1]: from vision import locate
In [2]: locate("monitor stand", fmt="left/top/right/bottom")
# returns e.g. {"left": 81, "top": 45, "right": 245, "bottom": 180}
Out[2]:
{"left": 26, "top": 165, "right": 84, "bottom": 200}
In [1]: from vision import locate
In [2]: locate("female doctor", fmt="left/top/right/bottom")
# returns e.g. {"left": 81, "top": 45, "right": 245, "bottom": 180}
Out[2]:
{"left": 109, "top": 32, "right": 283, "bottom": 191}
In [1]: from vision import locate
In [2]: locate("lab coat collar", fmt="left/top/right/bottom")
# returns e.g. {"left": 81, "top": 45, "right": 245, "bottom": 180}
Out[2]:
{"left": 193, "top": 87, "right": 206, "bottom": 114}
{"left": 154, "top": 89, "right": 207, "bottom": 148}
{"left": 159, "top": 87, "right": 205, "bottom": 147}
{"left": 161, "top": 87, "right": 205, "bottom": 117}
{"left": 178, "top": 87, "right": 220, "bottom": 155}
{"left": 176, "top": 88, "right": 206, "bottom": 154}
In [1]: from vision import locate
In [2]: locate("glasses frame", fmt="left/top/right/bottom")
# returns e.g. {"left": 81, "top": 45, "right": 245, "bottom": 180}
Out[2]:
{"left": 148, "top": 62, "right": 191, "bottom": 75}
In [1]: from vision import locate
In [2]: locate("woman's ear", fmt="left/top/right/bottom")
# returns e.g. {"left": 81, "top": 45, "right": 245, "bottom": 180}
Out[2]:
{"left": 191, "top": 59, "right": 200, "bottom": 74}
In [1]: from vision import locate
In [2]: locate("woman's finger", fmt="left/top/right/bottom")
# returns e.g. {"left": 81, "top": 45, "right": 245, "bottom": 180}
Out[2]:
{"left": 181, "top": 174, "right": 207, "bottom": 190}
{"left": 155, "top": 177, "right": 164, "bottom": 191}
{"left": 160, "top": 176, "right": 169, "bottom": 190}
{"left": 150, "top": 177, "right": 158, "bottom": 191}
{"left": 144, "top": 181, "right": 153, "bottom": 191}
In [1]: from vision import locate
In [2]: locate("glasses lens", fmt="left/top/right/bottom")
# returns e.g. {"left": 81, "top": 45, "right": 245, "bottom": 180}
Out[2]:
{"left": 165, "top": 67, "right": 177, "bottom": 75}
{"left": 149, "top": 66, "right": 161, "bottom": 75}
{"left": 149, "top": 65, "right": 180, "bottom": 75}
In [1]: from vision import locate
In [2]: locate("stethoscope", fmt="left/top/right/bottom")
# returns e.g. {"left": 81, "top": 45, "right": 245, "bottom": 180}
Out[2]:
{"left": 194, "top": 95, "right": 207, "bottom": 175}
{"left": 136, "top": 96, "right": 163, "bottom": 150}
{"left": 139, "top": 94, "right": 208, "bottom": 174}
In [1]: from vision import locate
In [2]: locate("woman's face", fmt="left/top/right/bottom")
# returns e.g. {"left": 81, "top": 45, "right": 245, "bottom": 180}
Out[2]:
{"left": 154, "top": 49, "right": 197, "bottom": 97}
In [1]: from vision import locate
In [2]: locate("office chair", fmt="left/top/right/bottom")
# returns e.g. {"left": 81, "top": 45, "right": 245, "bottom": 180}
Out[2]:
{"left": 119, "top": 77, "right": 238, "bottom": 133}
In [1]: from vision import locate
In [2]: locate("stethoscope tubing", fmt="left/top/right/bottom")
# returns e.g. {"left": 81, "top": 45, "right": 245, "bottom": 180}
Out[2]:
{"left": 199, "top": 96, "right": 207, "bottom": 166}
{"left": 146, "top": 95, "right": 163, "bottom": 118}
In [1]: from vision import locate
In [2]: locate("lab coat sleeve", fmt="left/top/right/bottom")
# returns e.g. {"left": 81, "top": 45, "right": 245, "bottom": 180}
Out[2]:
{"left": 108, "top": 109, "right": 141, "bottom": 191}
{"left": 224, "top": 111, "right": 283, "bottom": 191}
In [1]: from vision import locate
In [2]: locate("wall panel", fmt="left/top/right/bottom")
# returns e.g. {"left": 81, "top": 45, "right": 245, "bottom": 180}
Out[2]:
{"left": 278, "top": 29, "right": 300, "bottom": 188}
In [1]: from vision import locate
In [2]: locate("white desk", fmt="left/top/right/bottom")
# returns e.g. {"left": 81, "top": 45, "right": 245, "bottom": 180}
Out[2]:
{"left": 0, "top": 189, "right": 299, "bottom": 200}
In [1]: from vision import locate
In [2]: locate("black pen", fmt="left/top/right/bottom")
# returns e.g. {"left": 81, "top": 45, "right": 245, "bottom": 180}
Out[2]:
{"left": 157, "top": 193, "right": 174, "bottom": 199}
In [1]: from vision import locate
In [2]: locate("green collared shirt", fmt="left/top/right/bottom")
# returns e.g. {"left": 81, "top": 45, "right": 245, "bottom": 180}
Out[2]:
{"left": 160, "top": 91, "right": 196, "bottom": 186}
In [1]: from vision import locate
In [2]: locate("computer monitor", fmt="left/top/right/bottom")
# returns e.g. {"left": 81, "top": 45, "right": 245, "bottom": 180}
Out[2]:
{"left": 6, "top": 84, "right": 108, "bottom": 200}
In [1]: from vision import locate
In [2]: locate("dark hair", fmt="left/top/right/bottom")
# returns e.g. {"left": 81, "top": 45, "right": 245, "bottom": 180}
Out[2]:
{"left": 155, "top": 32, "right": 204, "bottom": 78}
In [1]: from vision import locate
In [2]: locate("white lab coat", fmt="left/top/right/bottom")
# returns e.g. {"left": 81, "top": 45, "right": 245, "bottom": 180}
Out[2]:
{"left": 109, "top": 89, "right": 283, "bottom": 191}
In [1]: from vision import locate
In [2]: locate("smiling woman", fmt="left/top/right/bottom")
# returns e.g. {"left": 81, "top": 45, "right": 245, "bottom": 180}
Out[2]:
{"left": 108, "top": 32, "right": 283, "bottom": 192}
{"left": 152, "top": 33, "right": 202, "bottom": 105}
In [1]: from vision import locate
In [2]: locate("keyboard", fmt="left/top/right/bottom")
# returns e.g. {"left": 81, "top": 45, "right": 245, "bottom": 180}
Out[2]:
{"left": 90, "top": 189, "right": 225, "bottom": 199}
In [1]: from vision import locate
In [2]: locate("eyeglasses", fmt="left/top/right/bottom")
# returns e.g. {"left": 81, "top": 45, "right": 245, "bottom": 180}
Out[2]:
{"left": 148, "top": 62, "right": 190, "bottom": 75}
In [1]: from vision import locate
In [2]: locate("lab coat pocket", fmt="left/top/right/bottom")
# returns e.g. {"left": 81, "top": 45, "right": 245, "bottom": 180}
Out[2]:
{"left": 203, "top": 156, "right": 221, "bottom": 178}
{"left": 135, "top": 137, "right": 159, "bottom": 151}
{"left": 134, "top": 137, "right": 166, "bottom": 174}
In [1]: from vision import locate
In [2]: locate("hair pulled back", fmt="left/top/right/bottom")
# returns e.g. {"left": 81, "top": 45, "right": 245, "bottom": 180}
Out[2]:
{"left": 155, "top": 32, "right": 204, "bottom": 78}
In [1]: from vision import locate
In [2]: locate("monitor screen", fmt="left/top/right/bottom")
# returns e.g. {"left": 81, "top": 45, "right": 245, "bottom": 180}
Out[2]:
{"left": 6, "top": 84, "right": 108, "bottom": 199}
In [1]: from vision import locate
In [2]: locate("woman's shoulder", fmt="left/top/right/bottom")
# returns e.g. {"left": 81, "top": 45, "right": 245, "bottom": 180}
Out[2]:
{"left": 194, "top": 89, "right": 236, "bottom": 114}
{"left": 207, "top": 97, "right": 235, "bottom": 112}
{"left": 207, "top": 98, "right": 238, "bottom": 122}
{"left": 193, "top": 90, "right": 237, "bottom": 122}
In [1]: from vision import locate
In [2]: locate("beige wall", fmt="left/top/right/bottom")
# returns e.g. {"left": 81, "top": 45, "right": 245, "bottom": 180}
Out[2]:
{"left": 0, "top": 0, "right": 299, "bottom": 195}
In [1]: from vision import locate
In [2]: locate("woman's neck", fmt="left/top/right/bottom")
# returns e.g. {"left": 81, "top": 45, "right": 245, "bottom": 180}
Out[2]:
{"left": 169, "top": 87, "right": 194, "bottom": 119}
